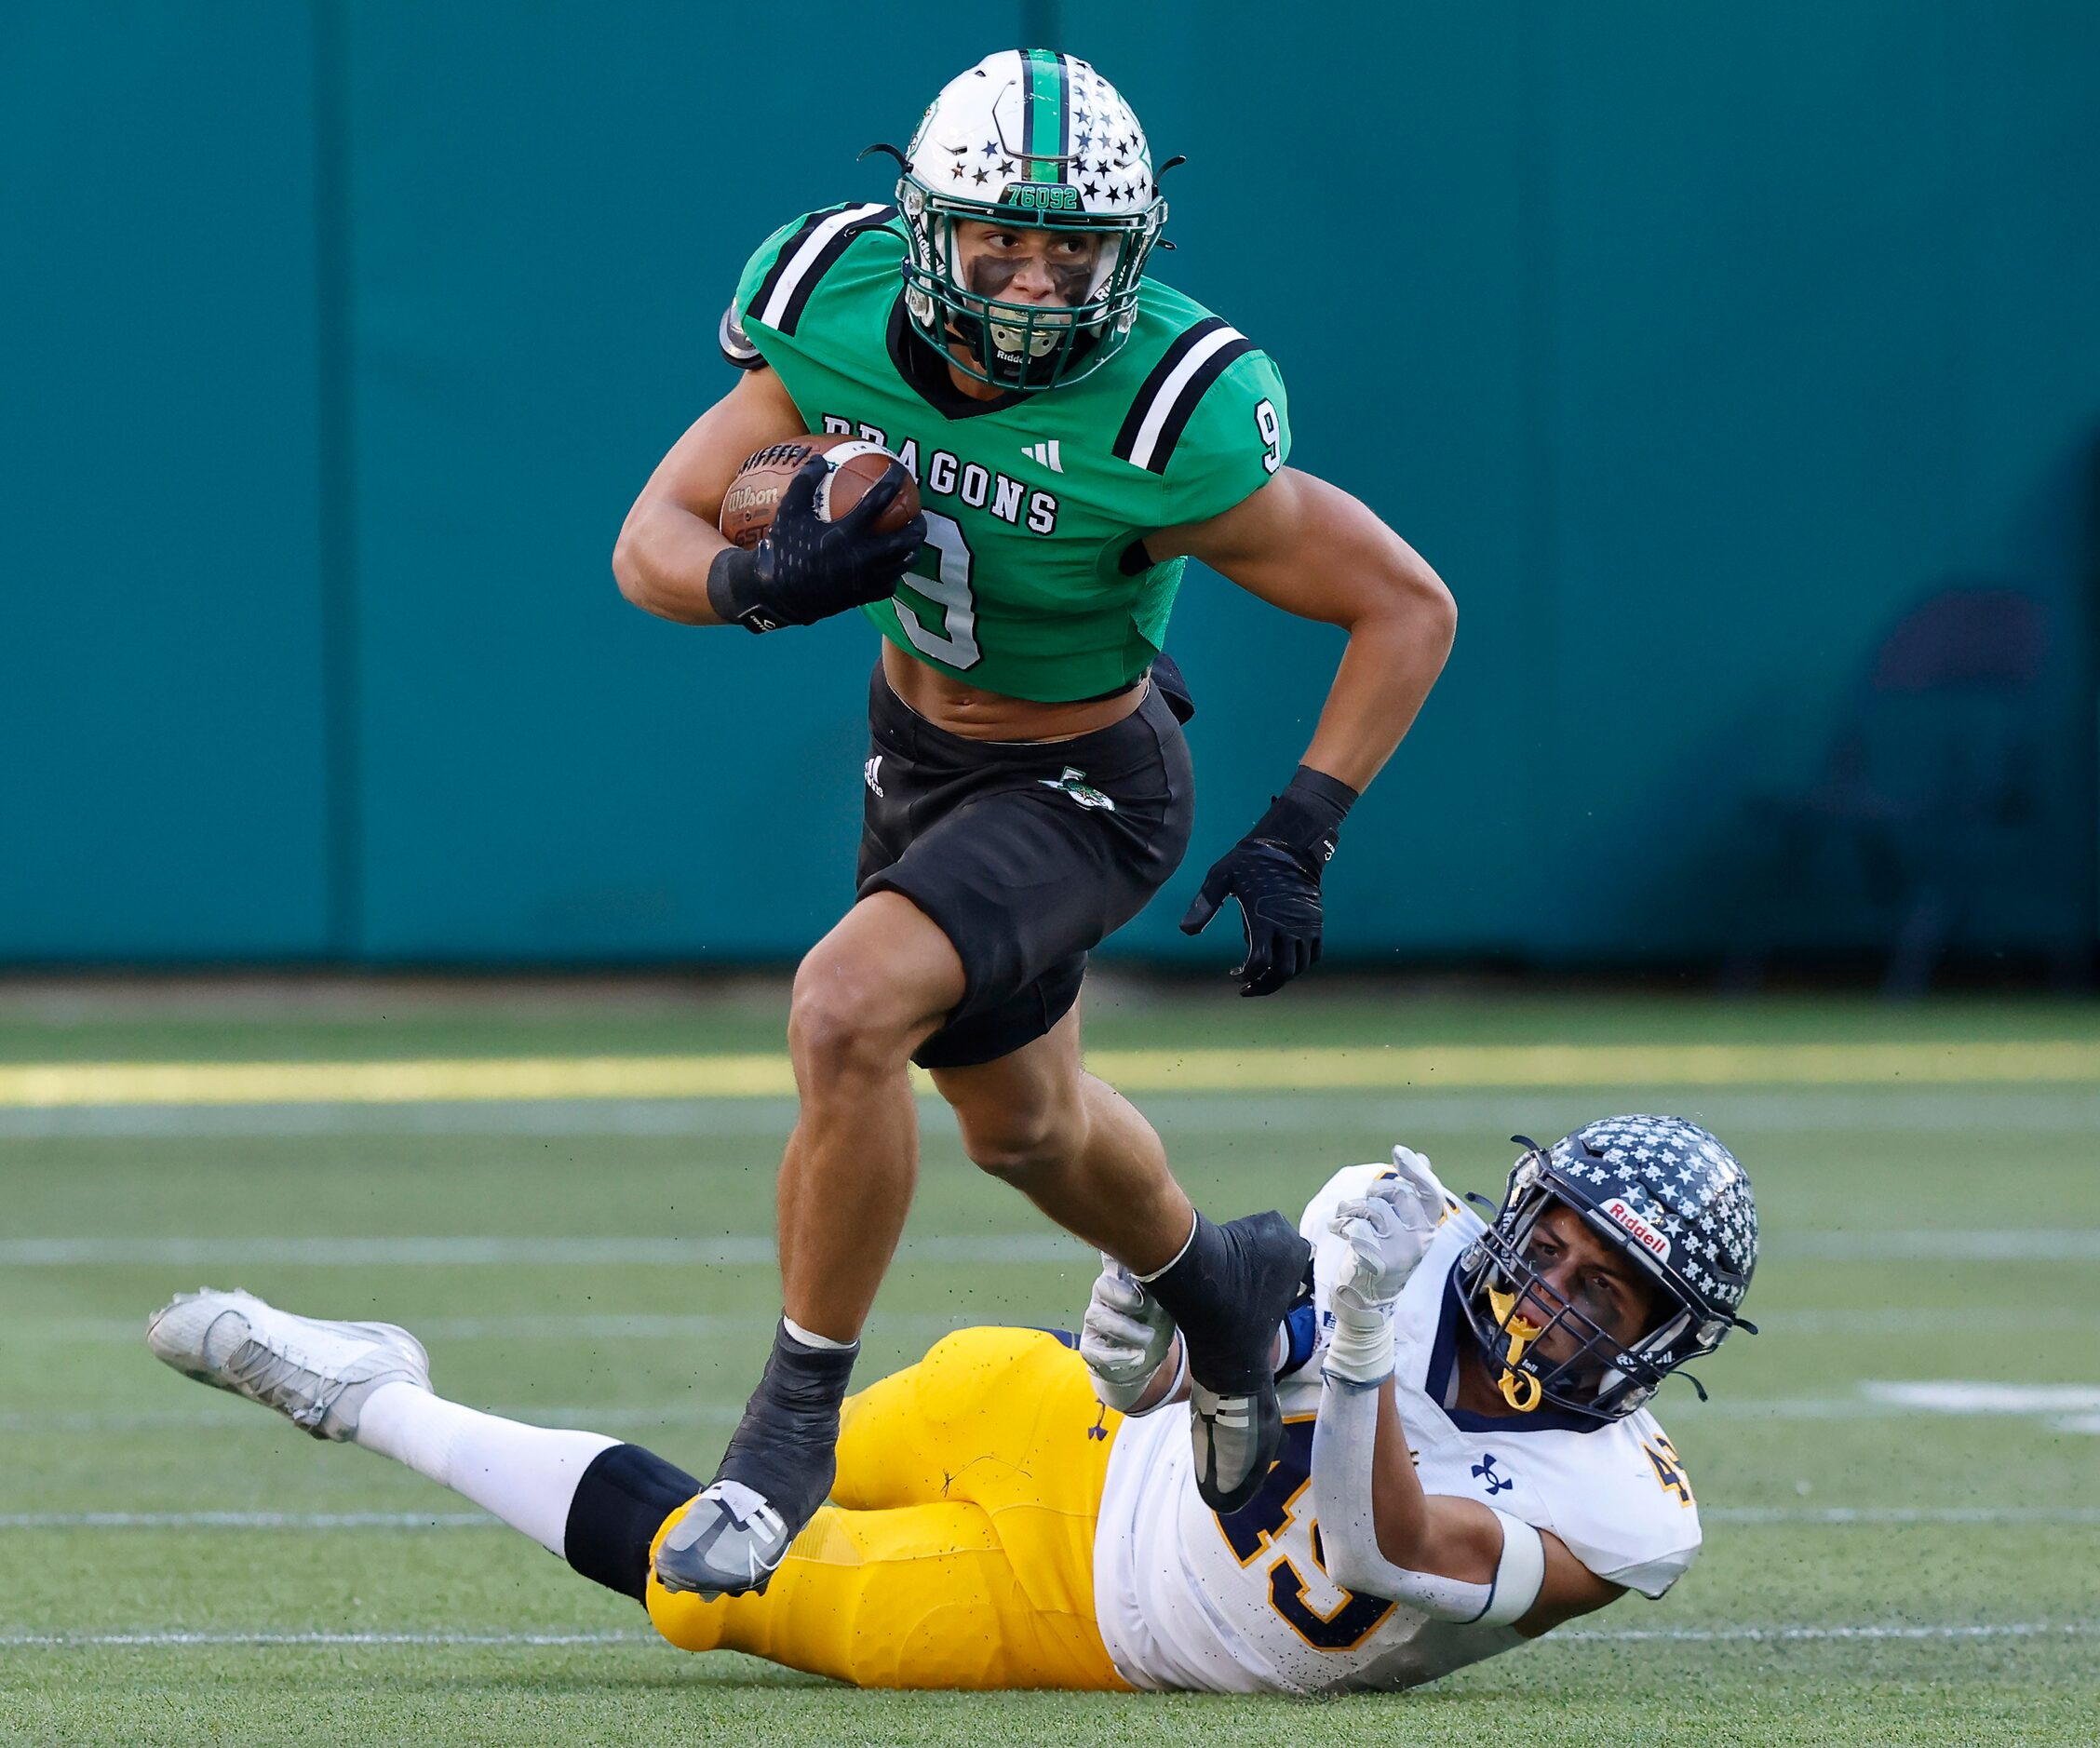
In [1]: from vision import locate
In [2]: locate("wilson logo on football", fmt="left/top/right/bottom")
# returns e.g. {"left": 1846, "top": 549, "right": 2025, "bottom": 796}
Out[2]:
{"left": 1600, "top": 1198, "right": 1672, "bottom": 1263}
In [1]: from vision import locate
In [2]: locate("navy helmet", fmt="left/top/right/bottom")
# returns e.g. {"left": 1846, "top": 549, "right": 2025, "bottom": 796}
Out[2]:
{"left": 1455, "top": 1115, "right": 1759, "bottom": 1421}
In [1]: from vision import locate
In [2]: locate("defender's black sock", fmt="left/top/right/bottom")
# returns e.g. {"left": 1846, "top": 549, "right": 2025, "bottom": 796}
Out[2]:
{"left": 562, "top": 1444, "right": 703, "bottom": 1603}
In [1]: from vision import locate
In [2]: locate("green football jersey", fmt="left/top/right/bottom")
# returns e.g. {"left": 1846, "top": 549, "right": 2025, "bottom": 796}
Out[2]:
{"left": 724, "top": 203, "right": 1291, "bottom": 702}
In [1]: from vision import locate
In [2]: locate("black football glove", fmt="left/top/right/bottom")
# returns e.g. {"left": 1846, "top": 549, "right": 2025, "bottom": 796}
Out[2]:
{"left": 707, "top": 455, "right": 927, "bottom": 633}
{"left": 1179, "top": 766, "right": 1358, "bottom": 997}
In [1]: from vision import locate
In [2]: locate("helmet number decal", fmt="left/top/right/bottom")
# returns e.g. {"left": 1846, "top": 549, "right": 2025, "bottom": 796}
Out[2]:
{"left": 1255, "top": 397, "right": 1283, "bottom": 475}
{"left": 894, "top": 509, "right": 982, "bottom": 668}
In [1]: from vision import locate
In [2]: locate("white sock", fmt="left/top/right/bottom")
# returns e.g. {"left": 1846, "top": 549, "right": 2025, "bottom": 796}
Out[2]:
{"left": 355, "top": 1383, "right": 618, "bottom": 1557}
{"left": 782, "top": 1315, "right": 855, "bottom": 1351}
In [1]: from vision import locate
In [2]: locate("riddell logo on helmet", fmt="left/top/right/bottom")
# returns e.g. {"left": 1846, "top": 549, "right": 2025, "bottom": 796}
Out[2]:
{"left": 1601, "top": 1199, "right": 1671, "bottom": 1263}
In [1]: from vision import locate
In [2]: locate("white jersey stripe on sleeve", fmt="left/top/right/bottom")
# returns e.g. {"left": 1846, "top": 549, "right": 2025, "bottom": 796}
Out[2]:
{"left": 756, "top": 203, "right": 889, "bottom": 330}
{"left": 1124, "top": 325, "right": 1245, "bottom": 473}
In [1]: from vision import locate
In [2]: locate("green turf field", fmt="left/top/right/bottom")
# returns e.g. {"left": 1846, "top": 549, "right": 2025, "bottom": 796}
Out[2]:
{"left": 2, "top": 981, "right": 2095, "bottom": 1746}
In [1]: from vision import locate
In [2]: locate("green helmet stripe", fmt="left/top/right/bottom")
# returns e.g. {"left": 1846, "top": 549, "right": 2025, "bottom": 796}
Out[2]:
{"left": 1024, "top": 48, "right": 1064, "bottom": 182}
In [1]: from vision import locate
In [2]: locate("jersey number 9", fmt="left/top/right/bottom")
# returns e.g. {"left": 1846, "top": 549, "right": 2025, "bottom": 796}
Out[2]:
{"left": 895, "top": 511, "right": 982, "bottom": 669}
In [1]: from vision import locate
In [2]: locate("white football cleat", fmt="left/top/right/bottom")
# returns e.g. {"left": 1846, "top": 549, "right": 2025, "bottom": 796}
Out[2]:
{"left": 145, "top": 1287, "right": 430, "bottom": 1442}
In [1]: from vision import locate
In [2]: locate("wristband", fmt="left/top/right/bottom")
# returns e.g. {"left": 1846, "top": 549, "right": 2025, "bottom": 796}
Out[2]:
{"left": 1322, "top": 1293, "right": 1395, "bottom": 1387}
{"left": 706, "top": 546, "right": 778, "bottom": 635}
{"left": 1250, "top": 765, "right": 1360, "bottom": 871}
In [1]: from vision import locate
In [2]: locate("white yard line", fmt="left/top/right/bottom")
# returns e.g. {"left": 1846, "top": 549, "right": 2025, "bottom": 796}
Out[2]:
{"left": 44, "top": 1306, "right": 2084, "bottom": 1345}
{"left": 0, "top": 1404, "right": 745, "bottom": 1434}
{"left": 0, "top": 1621, "right": 2090, "bottom": 1649}
{"left": 6, "top": 1230, "right": 2095, "bottom": 1266}
{"left": 34, "top": 1311, "right": 981, "bottom": 1344}
{"left": 0, "top": 1513, "right": 500, "bottom": 1528}
{"left": 7, "top": 1505, "right": 2093, "bottom": 1531}
{"left": 1703, "top": 1507, "right": 2100, "bottom": 1524}
{"left": 1554, "top": 1620, "right": 2098, "bottom": 1644}
{"left": 0, "top": 1629, "right": 653, "bottom": 1647}
{"left": 0, "top": 1235, "right": 1088, "bottom": 1266}
{"left": 1861, "top": 1381, "right": 2100, "bottom": 1415}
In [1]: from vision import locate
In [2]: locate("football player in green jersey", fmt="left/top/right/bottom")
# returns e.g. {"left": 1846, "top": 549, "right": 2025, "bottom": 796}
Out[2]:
{"left": 612, "top": 50, "right": 1456, "bottom": 1599}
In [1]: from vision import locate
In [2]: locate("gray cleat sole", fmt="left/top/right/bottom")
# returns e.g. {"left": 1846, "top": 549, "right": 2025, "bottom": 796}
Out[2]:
{"left": 1190, "top": 1377, "right": 1285, "bottom": 1514}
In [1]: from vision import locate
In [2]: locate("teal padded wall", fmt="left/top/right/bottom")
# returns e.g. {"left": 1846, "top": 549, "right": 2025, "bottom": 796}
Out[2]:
{"left": 4, "top": 3, "right": 2095, "bottom": 964}
{"left": 1, "top": 5, "right": 333, "bottom": 958}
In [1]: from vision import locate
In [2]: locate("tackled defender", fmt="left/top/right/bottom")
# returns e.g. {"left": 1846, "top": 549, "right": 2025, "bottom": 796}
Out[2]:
{"left": 611, "top": 51, "right": 1457, "bottom": 1596}
{"left": 148, "top": 1117, "right": 1758, "bottom": 1692}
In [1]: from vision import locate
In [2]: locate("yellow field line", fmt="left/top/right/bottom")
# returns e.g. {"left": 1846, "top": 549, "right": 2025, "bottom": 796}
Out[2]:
{"left": 0, "top": 1041, "right": 2094, "bottom": 1109}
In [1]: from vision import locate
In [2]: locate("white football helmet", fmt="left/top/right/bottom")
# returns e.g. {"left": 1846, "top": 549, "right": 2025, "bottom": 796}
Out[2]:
{"left": 889, "top": 49, "right": 1170, "bottom": 389}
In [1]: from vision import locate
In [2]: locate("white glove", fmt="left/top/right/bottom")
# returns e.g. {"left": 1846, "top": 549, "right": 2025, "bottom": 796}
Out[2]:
{"left": 1324, "top": 1145, "right": 1446, "bottom": 1385}
{"left": 1080, "top": 1255, "right": 1181, "bottom": 1415}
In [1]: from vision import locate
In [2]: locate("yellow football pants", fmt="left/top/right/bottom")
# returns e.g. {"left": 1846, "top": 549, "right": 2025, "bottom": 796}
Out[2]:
{"left": 646, "top": 1326, "right": 1132, "bottom": 1690}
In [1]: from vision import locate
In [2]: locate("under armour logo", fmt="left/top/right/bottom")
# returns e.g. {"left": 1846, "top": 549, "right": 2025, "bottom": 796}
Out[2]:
{"left": 863, "top": 755, "right": 884, "bottom": 798}
{"left": 1471, "top": 1454, "right": 1514, "bottom": 1496}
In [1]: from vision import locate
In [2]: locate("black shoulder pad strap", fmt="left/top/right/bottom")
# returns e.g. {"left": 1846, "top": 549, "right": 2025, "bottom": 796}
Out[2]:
{"left": 1112, "top": 315, "right": 1258, "bottom": 476}
{"left": 745, "top": 203, "right": 898, "bottom": 338}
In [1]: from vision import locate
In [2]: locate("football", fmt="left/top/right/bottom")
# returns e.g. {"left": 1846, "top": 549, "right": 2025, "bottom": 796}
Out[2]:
{"left": 718, "top": 435, "right": 922, "bottom": 549}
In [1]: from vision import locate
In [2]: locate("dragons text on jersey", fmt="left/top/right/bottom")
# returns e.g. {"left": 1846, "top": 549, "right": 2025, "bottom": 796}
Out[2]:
{"left": 813, "top": 420, "right": 1063, "bottom": 535}
{"left": 724, "top": 204, "right": 1290, "bottom": 702}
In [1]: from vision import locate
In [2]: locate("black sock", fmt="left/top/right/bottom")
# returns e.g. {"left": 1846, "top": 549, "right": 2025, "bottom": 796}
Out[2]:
{"left": 712, "top": 1321, "right": 859, "bottom": 1519}
{"left": 1143, "top": 1210, "right": 1307, "bottom": 1393}
{"left": 562, "top": 1444, "right": 702, "bottom": 1603}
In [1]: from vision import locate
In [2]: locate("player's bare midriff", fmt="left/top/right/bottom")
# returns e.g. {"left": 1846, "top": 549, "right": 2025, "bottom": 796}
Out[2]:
{"left": 880, "top": 639, "right": 1149, "bottom": 742}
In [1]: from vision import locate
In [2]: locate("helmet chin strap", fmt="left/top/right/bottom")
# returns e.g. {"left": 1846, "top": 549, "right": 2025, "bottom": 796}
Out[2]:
{"left": 1486, "top": 1284, "right": 1545, "bottom": 1412}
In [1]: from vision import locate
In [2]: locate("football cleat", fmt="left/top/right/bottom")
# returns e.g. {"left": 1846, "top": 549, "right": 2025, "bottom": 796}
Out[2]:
{"left": 1175, "top": 1210, "right": 1311, "bottom": 1514}
{"left": 653, "top": 1479, "right": 792, "bottom": 1600}
{"left": 1188, "top": 1376, "right": 1286, "bottom": 1516}
{"left": 652, "top": 1321, "right": 857, "bottom": 1599}
{"left": 145, "top": 1287, "right": 429, "bottom": 1442}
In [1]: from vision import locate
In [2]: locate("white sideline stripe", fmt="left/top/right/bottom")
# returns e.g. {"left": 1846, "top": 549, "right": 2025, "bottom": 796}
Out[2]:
{"left": 1790, "top": 1230, "right": 2100, "bottom": 1261}
{"left": 8, "top": 1505, "right": 2093, "bottom": 1532}
{"left": 0, "top": 1513, "right": 499, "bottom": 1528}
{"left": 754, "top": 204, "right": 886, "bottom": 328}
{"left": 1554, "top": 1620, "right": 2098, "bottom": 1645}
{"left": 0, "top": 1630, "right": 654, "bottom": 1647}
{"left": 1703, "top": 1507, "right": 2100, "bottom": 1525}
{"left": 1, "top": 1621, "right": 2089, "bottom": 1650}
{"left": 1126, "top": 325, "right": 1246, "bottom": 471}
{"left": 7, "top": 1230, "right": 2096, "bottom": 1267}
{"left": 39, "top": 1311, "right": 981, "bottom": 1344}
{"left": 0, "top": 1404, "right": 744, "bottom": 1434}
{"left": 10, "top": 1396, "right": 2091, "bottom": 1437}
{"left": 5, "top": 1086, "right": 2097, "bottom": 1138}
{"left": 35, "top": 1306, "right": 2091, "bottom": 1346}
{"left": 1861, "top": 1381, "right": 2100, "bottom": 1415}
{"left": 0, "top": 1234, "right": 1089, "bottom": 1267}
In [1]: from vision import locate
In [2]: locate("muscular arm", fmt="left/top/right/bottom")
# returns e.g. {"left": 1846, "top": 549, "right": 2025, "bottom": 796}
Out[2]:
{"left": 1354, "top": 1381, "right": 1623, "bottom": 1635}
{"left": 1149, "top": 467, "right": 1457, "bottom": 792}
{"left": 610, "top": 366, "right": 808, "bottom": 625}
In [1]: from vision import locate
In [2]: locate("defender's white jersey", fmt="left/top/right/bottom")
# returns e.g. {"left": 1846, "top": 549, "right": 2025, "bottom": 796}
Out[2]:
{"left": 1092, "top": 1163, "right": 1703, "bottom": 1695}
